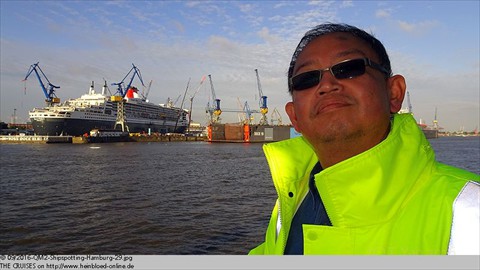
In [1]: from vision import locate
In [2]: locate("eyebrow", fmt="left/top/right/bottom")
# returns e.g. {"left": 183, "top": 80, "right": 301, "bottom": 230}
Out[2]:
{"left": 293, "top": 49, "right": 368, "bottom": 75}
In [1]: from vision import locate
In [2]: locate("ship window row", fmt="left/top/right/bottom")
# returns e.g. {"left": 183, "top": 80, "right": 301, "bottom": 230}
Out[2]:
{"left": 83, "top": 109, "right": 104, "bottom": 113}
{"left": 125, "top": 110, "right": 182, "bottom": 117}
{"left": 125, "top": 113, "right": 167, "bottom": 120}
{"left": 83, "top": 116, "right": 112, "bottom": 119}
{"left": 124, "top": 109, "right": 163, "bottom": 115}
{"left": 71, "top": 103, "right": 104, "bottom": 108}
{"left": 84, "top": 112, "right": 111, "bottom": 116}
{"left": 35, "top": 114, "right": 71, "bottom": 117}
{"left": 83, "top": 113, "right": 113, "bottom": 119}
{"left": 84, "top": 111, "right": 110, "bottom": 115}
{"left": 125, "top": 104, "right": 165, "bottom": 112}
{"left": 124, "top": 107, "right": 180, "bottom": 116}
{"left": 124, "top": 108, "right": 172, "bottom": 115}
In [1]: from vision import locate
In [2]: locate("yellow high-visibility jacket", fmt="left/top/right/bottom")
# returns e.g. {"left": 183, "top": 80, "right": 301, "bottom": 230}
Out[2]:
{"left": 250, "top": 113, "right": 479, "bottom": 255}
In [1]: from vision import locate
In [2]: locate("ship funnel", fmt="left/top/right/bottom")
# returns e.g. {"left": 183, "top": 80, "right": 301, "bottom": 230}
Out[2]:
{"left": 89, "top": 81, "right": 95, "bottom": 95}
{"left": 102, "top": 80, "right": 107, "bottom": 96}
{"left": 126, "top": 87, "right": 139, "bottom": 99}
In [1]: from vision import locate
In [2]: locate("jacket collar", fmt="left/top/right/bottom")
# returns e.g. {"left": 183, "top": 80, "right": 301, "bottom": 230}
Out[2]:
{"left": 263, "top": 113, "right": 436, "bottom": 227}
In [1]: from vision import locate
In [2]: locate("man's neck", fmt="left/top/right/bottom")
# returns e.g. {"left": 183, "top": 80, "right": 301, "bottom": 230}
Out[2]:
{"left": 313, "top": 123, "right": 391, "bottom": 168}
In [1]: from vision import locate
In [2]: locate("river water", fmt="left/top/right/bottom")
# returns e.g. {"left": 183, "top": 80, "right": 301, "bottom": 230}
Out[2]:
{"left": 0, "top": 136, "right": 479, "bottom": 254}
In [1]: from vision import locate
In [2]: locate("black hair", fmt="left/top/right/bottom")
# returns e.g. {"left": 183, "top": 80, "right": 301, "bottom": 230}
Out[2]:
{"left": 287, "top": 23, "right": 392, "bottom": 93}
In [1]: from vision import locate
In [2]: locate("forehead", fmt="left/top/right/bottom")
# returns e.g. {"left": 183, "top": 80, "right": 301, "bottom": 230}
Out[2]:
{"left": 295, "top": 33, "right": 376, "bottom": 65}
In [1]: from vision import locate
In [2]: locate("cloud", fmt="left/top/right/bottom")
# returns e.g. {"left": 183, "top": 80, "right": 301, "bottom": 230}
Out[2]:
{"left": 172, "top": 20, "right": 185, "bottom": 33}
{"left": 376, "top": 9, "right": 391, "bottom": 19}
{"left": 397, "top": 20, "right": 439, "bottom": 35}
{"left": 207, "top": 35, "right": 240, "bottom": 53}
{"left": 238, "top": 3, "right": 254, "bottom": 13}
{"left": 181, "top": 1, "right": 235, "bottom": 28}
{"left": 273, "top": 2, "right": 291, "bottom": 9}
{"left": 341, "top": 1, "right": 354, "bottom": 8}
{"left": 185, "top": 1, "right": 202, "bottom": 8}
{"left": 131, "top": 10, "right": 150, "bottom": 22}
{"left": 46, "top": 21, "right": 64, "bottom": 34}
{"left": 257, "top": 27, "right": 280, "bottom": 44}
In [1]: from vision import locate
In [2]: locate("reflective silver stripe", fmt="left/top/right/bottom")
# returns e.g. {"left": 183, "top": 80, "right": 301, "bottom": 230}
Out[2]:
{"left": 448, "top": 181, "right": 480, "bottom": 255}
{"left": 276, "top": 191, "right": 308, "bottom": 241}
{"left": 276, "top": 205, "right": 281, "bottom": 240}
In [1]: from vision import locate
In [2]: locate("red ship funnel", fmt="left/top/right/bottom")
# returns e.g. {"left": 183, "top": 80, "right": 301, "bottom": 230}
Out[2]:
{"left": 126, "top": 87, "right": 137, "bottom": 98}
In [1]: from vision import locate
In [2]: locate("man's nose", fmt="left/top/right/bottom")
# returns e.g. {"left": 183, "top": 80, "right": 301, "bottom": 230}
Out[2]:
{"left": 317, "top": 70, "right": 341, "bottom": 95}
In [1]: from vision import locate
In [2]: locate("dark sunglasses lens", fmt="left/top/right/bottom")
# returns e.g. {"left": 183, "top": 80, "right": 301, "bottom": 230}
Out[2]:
{"left": 292, "top": 70, "right": 321, "bottom": 91}
{"left": 332, "top": 59, "right": 366, "bottom": 79}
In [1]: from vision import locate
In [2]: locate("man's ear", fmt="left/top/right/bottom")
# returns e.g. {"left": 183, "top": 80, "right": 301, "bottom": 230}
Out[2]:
{"left": 285, "top": 101, "right": 301, "bottom": 133}
{"left": 388, "top": 74, "right": 407, "bottom": 113}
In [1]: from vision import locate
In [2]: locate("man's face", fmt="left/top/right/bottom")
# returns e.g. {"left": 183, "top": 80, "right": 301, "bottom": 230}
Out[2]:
{"left": 286, "top": 33, "right": 398, "bottom": 145}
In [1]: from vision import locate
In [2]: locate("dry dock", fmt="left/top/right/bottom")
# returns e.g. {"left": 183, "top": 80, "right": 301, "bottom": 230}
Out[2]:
{"left": 207, "top": 123, "right": 298, "bottom": 143}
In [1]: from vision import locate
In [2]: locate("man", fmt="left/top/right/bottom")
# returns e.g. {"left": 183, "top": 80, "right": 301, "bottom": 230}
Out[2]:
{"left": 249, "top": 23, "right": 479, "bottom": 255}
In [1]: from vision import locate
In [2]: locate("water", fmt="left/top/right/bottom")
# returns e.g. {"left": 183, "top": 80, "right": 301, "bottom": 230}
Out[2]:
{"left": 1, "top": 136, "right": 479, "bottom": 254}
{"left": 428, "top": 136, "right": 480, "bottom": 174}
{"left": 0, "top": 142, "right": 275, "bottom": 254}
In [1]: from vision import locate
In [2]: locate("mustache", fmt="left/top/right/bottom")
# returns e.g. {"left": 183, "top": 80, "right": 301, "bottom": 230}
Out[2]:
{"left": 312, "top": 94, "right": 355, "bottom": 116}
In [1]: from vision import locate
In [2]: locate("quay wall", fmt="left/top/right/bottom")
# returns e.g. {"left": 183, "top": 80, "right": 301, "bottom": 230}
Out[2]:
{"left": 1, "top": 135, "right": 205, "bottom": 144}
{"left": 129, "top": 135, "right": 205, "bottom": 142}
{"left": 0, "top": 135, "right": 72, "bottom": 144}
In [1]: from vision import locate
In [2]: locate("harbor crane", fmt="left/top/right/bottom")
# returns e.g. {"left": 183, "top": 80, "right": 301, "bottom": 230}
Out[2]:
{"left": 243, "top": 101, "right": 255, "bottom": 125}
{"left": 187, "top": 76, "right": 206, "bottom": 123}
{"left": 23, "top": 62, "right": 60, "bottom": 106}
{"left": 174, "top": 78, "right": 191, "bottom": 133}
{"left": 399, "top": 91, "right": 413, "bottom": 115}
{"left": 206, "top": 74, "right": 222, "bottom": 124}
{"left": 255, "top": 69, "right": 268, "bottom": 125}
{"left": 112, "top": 64, "right": 145, "bottom": 132}
{"left": 141, "top": 80, "right": 153, "bottom": 100}
{"left": 205, "top": 71, "right": 268, "bottom": 125}
{"left": 236, "top": 97, "right": 253, "bottom": 124}
{"left": 406, "top": 91, "right": 413, "bottom": 114}
{"left": 270, "top": 107, "right": 283, "bottom": 125}
{"left": 402, "top": 91, "right": 442, "bottom": 131}
{"left": 433, "top": 107, "right": 440, "bottom": 129}
{"left": 111, "top": 63, "right": 145, "bottom": 98}
{"left": 186, "top": 76, "right": 207, "bottom": 133}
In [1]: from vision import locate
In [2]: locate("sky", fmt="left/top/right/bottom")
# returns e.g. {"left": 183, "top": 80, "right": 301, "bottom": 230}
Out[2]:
{"left": 0, "top": 0, "right": 479, "bottom": 132}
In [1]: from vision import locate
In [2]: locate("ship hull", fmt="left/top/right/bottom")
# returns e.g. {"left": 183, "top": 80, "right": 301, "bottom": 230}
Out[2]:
{"left": 422, "top": 128, "right": 439, "bottom": 139}
{"left": 31, "top": 118, "right": 186, "bottom": 136}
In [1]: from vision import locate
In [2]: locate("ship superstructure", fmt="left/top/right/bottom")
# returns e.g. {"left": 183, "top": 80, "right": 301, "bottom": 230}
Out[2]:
{"left": 26, "top": 63, "right": 188, "bottom": 136}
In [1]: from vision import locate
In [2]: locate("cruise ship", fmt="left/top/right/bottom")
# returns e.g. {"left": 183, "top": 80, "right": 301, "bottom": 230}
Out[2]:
{"left": 29, "top": 82, "right": 189, "bottom": 136}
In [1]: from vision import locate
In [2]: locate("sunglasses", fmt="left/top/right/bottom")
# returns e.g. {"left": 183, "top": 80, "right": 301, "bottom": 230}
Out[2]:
{"left": 290, "top": 58, "right": 390, "bottom": 91}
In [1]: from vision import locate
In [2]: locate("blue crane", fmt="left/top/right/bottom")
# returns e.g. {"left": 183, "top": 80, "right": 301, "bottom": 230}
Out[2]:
{"left": 243, "top": 101, "right": 253, "bottom": 124}
{"left": 112, "top": 64, "right": 145, "bottom": 98}
{"left": 23, "top": 62, "right": 60, "bottom": 105}
{"left": 206, "top": 74, "right": 222, "bottom": 124}
{"left": 254, "top": 69, "right": 268, "bottom": 125}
